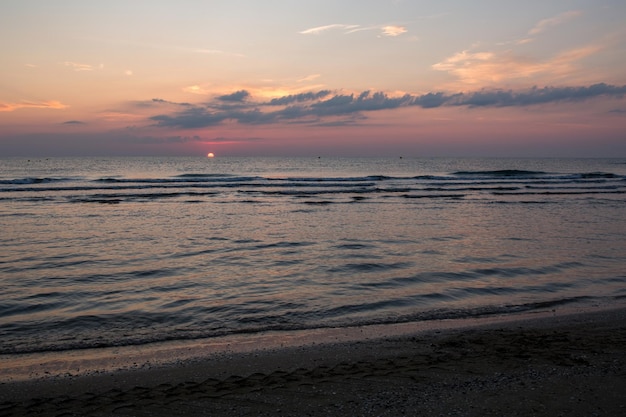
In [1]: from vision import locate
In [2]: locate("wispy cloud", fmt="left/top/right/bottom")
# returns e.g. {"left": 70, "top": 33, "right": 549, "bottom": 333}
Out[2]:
{"left": 149, "top": 83, "right": 626, "bottom": 129}
{"left": 498, "top": 10, "right": 583, "bottom": 45}
{"left": 432, "top": 43, "right": 602, "bottom": 85}
{"left": 154, "top": 98, "right": 187, "bottom": 105}
{"left": 64, "top": 61, "right": 102, "bottom": 71}
{"left": 183, "top": 84, "right": 213, "bottom": 95}
{"left": 498, "top": 11, "right": 583, "bottom": 46}
{"left": 0, "top": 100, "right": 68, "bottom": 112}
{"left": 381, "top": 25, "right": 408, "bottom": 37}
{"left": 298, "top": 74, "right": 321, "bottom": 82}
{"left": 299, "top": 24, "right": 360, "bottom": 35}
{"left": 299, "top": 23, "right": 407, "bottom": 37}
{"left": 529, "top": 10, "right": 582, "bottom": 36}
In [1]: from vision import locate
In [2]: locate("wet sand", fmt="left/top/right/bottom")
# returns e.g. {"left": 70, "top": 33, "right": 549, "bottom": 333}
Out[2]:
{"left": 1, "top": 307, "right": 625, "bottom": 416}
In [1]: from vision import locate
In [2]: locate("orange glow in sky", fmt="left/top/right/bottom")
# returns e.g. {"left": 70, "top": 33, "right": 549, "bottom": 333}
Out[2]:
{"left": 1, "top": 1, "right": 625, "bottom": 157}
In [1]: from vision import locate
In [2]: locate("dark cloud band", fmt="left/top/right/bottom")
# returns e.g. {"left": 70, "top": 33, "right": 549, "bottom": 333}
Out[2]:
{"left": 150, "top": 83, "right": 626, "bottom": 128}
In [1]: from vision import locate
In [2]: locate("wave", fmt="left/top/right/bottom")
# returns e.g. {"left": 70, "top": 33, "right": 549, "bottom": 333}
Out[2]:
{"left": 579, "top": 172, "right": 619, "bottom": 179}
{"left": 2, "top": 168, "right": 624, "bottom": 205}
{"left": 175, "top": 173, "right": 238, "bottom": 178}
{"left": 0, "top": 177, "right": 74, "bottom": 185}
{"left": 0, "top": 294, "right": 607, "bottom": 355}
{"left": 2, "top": 157, "right": 624, "bottom": 358}
{"left": 450, "top": 170, "right": 623, "bottom": 181}
{"left": 492, "top": 190, "right": 625, "bottom": 196}
{"left": 452, "top": 169, "right": 548, "bottom": 177}
{"left": 95, "top": 175, "right": 260, "bottom": 184}
{"left": 68, "top": 190, "right": 220, "bottom": 203}
{"left": 401, "top": 193, "right": 465, "bottom": 199}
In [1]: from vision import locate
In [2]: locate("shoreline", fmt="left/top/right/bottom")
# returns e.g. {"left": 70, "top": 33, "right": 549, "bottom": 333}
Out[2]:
{"left": 2, "top": 304, "right": 625, "bottom": 416}
{"left": 1, "top": 302, "right": 621, "bottom": 383}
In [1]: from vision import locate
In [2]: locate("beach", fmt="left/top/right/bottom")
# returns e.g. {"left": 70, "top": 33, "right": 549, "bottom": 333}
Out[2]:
{"left": 2, "top": 0, "right": 626, "bottom": 412}
{"left": 2, "top": 157, "right": 625, "bottom": 416}
{"left": 2, "top": 306, "right": 625, "bottom": 416}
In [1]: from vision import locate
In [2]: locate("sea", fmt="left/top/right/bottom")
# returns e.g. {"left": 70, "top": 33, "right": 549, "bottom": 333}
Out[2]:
{"left": 1, "top": 156, "right": 625, "bottom": 363}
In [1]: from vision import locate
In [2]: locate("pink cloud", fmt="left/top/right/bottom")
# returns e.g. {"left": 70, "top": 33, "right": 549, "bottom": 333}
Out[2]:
{"left": 0, "top": 100, "right": 68, "bottom": 112}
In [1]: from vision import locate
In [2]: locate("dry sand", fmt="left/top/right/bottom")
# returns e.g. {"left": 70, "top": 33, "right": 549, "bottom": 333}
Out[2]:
{"left": 1, "top": 307, "right": 625, "bottom": 416}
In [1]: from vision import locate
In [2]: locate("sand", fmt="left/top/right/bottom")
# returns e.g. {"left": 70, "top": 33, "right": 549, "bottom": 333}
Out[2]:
{"left": 1, "top": 306, "right": 625, "bottom": 416}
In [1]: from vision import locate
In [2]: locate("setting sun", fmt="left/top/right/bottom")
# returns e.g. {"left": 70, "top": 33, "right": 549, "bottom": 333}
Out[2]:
{"left": 1, "top": 1, "right": 625, "bottom": 159}
{"left": 207, "top": 152, "right": 215, "bottom": 158}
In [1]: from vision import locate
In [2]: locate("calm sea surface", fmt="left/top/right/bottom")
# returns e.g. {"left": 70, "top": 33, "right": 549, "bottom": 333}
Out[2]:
{"left": 1, "top": 157, "right": 625, "bottom": 355}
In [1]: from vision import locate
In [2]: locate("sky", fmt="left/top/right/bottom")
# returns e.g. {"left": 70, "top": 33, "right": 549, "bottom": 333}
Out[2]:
{"left": 1, "top": 0, "right": 625, "bottom": 157}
